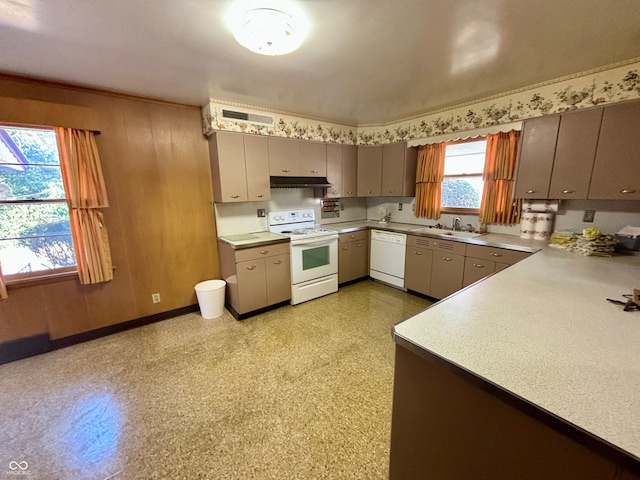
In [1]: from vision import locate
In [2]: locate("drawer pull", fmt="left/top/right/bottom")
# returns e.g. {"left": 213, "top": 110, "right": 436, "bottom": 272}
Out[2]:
{"left": 367, "top": 190, "right": 372, "bottom": 194}
{"left": 561, "top": 189, "right": 575, "bottom": 194}
{"left": 246, "top": 265, "right": 257, "bottom": 270}
{"left": 473, "top": 263, "right": 486, "bottom": 268}
{"left": 281, "top": 169, "right": 290, "bottom": 173}
{"left": 621, "top": 189, "right": 637, "bottom": 194}
{"left": 388, "top": 190, "right": 394, "bottom": 193}
{"left": 273, "top": 260, "right": 283, "bottom": 265}
{"left": 526, "top": 190, "right": 537, "bottom": 194}
{"left": 342, "top": 246, "right": 348, "bottom": 250}
{"left": 260, "top": 249, "right": 269, "bottom": 255}
{"left": 490, "top": 252, "right": 502, "bottom": 257}
{"left": 357, "top": 243, "right": 363, "bottom": 247}
{"left": 414, "top": 251, "right": 422, "bottom": 256}
{"left": 231, "top": 195, "right": 240, "bottom": 198}
{"left": 347, "top": 191, "right": 353, "bottom": 195}
{"left": 350, "top": 234, "right": 356, "bottom": 238}
{"left": 310, "top": 170, "right": 318, "bottom": 173}
{"left": 256, "top": 194, "right": 264, "bottom": 198}
{"left": 442, "top": 257, "right": 452, "bottom": 262}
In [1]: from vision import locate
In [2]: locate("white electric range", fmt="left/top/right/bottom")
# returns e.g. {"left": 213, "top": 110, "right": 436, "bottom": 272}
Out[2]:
{"left": 268, "top": 209, "right": 338, "bottom": 305}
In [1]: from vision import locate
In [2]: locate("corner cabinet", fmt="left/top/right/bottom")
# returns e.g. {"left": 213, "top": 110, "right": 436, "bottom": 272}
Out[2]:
{"left": 208, "top": 131, "right": 270, "bottom": 203}
{"left": 326, "top": 144, "right": 357, "bottom": 198}
{"left": 338, "top": 230, "right": 369, "bottom": 284}
{"left": 588, "top": 101, "right": 640, "bottom": 200}
{"left": 218, "top": 241, "right": 291, "bottom": 318}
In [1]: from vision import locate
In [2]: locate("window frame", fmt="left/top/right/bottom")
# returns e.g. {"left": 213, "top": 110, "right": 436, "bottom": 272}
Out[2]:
{"left": 0, "top": 123, "right": 78, "bottom": 284}
{"left": 440, "top": 137, "right": 487, "bottom": 215}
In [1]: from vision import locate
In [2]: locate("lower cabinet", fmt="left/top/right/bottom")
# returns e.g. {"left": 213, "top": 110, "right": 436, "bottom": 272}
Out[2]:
{"left": 338, "top": 230, "right": 369, "bottom": 284}
{"left": 430, "top": 251, "right": 465, "bottom": 300}
{"left": 463, "top": 257, "right": 496, "bottom": 288}
{"left": 405, "top": 236, "right": 433, "bottom": 295}
{"left": 463, "top": 244, "right": 531, "bottom": 288}
{"left": 218, "top": 241, "right": 291, "bottom": 317}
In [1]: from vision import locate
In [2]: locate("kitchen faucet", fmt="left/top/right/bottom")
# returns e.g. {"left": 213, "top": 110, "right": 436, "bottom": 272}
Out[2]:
{"left": 451, "top": 216, "right": 461, "bottom": 231}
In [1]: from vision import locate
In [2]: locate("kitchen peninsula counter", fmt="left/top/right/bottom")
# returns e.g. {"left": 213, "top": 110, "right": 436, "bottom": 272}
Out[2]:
{"left": 218, "top": 231, "right": 289, "bottom": 249}
{"left": 390, "top": 246, "right": 640, "bottom": 478}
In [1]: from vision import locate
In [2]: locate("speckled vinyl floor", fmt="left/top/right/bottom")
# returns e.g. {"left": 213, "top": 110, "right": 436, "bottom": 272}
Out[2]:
{"left": 0, "top": 280, "right": 432, "bottom": 480}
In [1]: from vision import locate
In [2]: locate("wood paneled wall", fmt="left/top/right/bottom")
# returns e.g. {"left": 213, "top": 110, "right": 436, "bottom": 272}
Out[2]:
{"left": 0, "top": 76, "right": 219, "bottom": 342}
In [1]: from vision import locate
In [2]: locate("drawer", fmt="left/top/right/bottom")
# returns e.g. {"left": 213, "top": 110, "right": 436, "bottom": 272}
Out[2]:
{"left": 339, "top": 229, "right": 368, "bottom": 243}
{"left": 429, "top": 238, "right": 467, "bottom": 256}
{"left": 407, "top": 235, "right": 432, "bottom": 249}
{"left": 235, "top": 242, "right": 290, "bottom": 262}
{"left": 465, "top": 244, "right": 530, "bottom": 265}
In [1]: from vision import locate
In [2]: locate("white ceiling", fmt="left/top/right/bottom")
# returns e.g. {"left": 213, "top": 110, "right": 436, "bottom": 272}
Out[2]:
{"left": 1, "top": 0, "right": 639, "bottom": 125}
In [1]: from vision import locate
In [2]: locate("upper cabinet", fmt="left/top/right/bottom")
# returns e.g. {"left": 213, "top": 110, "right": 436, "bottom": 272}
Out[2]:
{"left": 513, "top": 115, "right": 560, "bottom": 199}
{"left": 382, "top": 142, "right": 417, "bottom": 197}
{"left": 268, "top": 136, "right": 300, "bottom": 176}
{"left": 209, "top": 131, "right": 270, "bottom": 203}
{"left": 326, "top": 144, "right": 357, "bottom": 198}
{"left": 548, "top": 108, "right": 603, "bottom": 199}
{"left": 268, "top": 137, "right": 327, "bottom": 177}
{"left": 299, "top": 141, "right": 327, "bottom": 177}
{"left": 357, "top": 142, "right": 417, "bottom": 197}
{"left": 357, "top": 146, "right": 383, "bottom": 196}
{"left": 588, "top": 101, "right": 640, "bottom": 200}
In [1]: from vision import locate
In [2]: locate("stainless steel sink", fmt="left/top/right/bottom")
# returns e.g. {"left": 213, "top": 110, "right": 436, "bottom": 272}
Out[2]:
{"left": 408, "top": 227, "right": 483, "bottom": 239}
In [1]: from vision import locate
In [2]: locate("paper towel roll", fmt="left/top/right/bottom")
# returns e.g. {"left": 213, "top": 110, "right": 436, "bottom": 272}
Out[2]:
{"left": 520, "top": 212, "right": 537, "bottom": 239}
{"left": 523, "top": 200, "right": 559, "bottom": 212}
{"left": 534, "top": 213, "right": 554, "bottom": 240}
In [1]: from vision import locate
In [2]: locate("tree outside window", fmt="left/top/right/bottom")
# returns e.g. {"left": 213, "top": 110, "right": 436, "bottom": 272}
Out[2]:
{"left": 0, "top": 125, "right": 76, "bottom": 276}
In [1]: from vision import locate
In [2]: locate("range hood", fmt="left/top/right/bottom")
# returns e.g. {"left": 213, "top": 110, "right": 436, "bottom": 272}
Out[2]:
{"left": 270, "top": 176, "right": 333, "bottom": 188}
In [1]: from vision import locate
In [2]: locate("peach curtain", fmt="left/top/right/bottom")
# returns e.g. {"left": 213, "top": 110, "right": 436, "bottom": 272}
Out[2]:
{"left": 479, "top": 130, "right": 522, "bottom": 224}
{"left": 55, "top": 127, "right": 113, "bottom": 284}
{"left": 0, "top": 261, "right": 7, "bottom": 299}
{"left": 414, "top": 142, "right": 446, "bottom": 218}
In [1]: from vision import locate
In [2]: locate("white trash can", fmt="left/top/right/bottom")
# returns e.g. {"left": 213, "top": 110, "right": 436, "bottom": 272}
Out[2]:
{"left": 194, "top": 280, "right": 226, "bottom": 319}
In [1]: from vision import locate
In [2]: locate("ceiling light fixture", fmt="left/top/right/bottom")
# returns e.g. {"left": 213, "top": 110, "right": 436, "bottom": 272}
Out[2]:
{"left": 225, "top": 0, "right": 310, "bottom": 56}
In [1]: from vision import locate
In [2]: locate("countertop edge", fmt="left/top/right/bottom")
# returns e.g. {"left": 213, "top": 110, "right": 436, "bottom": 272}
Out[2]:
{"left": 217, "top": 236, "right": 290, "bottom": 250}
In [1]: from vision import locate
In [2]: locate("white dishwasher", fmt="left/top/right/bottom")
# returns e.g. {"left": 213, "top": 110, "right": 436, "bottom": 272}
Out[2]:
{"left": 370, "top": 230, "right": 407, "bottom": 289}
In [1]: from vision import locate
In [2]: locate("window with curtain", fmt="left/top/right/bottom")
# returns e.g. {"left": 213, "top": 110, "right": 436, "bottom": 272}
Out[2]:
{"left": 441, "top": 139, "right": 487, "bottom": 213}
{"left": 0, "top": 125, "right": 77, "bottom": 279}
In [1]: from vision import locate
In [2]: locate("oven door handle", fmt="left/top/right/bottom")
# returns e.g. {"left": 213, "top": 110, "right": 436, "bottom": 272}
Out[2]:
{"left": 292, "top": 235, "right": 338, "bottom": 246}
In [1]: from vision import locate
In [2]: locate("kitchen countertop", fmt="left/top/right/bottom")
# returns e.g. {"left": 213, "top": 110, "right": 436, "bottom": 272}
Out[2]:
{"left": 394, "top": 245, "right": 640, "bottom": 468}
{"left": 324, "top": 220, "right": 542, "bottom": 253}
{"left": 218, "top": 231, "right": 289, "bottom": 249}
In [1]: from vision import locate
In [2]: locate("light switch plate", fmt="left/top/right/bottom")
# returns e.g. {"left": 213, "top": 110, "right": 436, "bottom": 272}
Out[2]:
{"left": 582, "top": 210, "right": 595, "bottom": 222}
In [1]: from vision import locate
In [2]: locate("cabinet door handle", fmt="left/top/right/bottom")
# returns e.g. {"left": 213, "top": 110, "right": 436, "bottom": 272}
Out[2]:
{"left": 367, "top": 190, "right": 372, "bottom": 194}
{"left": 526, "top": 190, "right": 537, "bottom": 194}
{"left": 260, "top": 250, "right": 269, "bottom": 255}
{"left": 347, "top": 191, "right": 353, "bottom": 195}
{"left": 388, "top": 190, "right": 394, "bottom": 193}
{"left": 246, "top": 265, "right": 257, "bottom": 270}
{"left": 490, "top": 252, "right": 502, "bottom": 257}
{"left": 230, "top": 195, "right": 240, "bottom": 198}
{"left": 281, "top": 169, "right": 290, "bottom": 173}
{"left": 561, "top": 189, "right": 575, "bottom": 194}
{"left": 414, "top": 251, "right": 422, "bottom": 256}
{"left": 342, "top": 246, "right": 348, "bottom": 250}
{"left": 310, "top": 170, "right": 318, "bottom": 173}
{"left": 273, "top": 260, "right": 283, "bottom": 265}
{"left": 473, "top": 263, "right": 486, "bottom": 268}
{"left": 350, "top": 234, "right": 356, "bottom": 238}
{"left": 442, "top": 257, "right": 452, "bottom": 261}
{"left": 256, "top": 194, "right": 264, "bottom": 198}
{"left": 621, "top": 189, "right": 638, "bottom": 194}
{"left": 356, "top": 243, "right": 363, "bottom": 247}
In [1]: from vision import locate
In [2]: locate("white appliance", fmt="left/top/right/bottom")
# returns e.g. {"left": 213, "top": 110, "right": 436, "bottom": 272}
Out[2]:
{"left": 370, "top": 229, "right": 407, "bottom": 289}
{"left": 268, "top": 209, "right": 338, "bottom": 305}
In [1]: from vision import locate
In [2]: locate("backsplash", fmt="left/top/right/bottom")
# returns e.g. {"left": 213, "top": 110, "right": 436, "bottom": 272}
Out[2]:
{"left": 216, "top": 193, "right": 640, "bottom": 237}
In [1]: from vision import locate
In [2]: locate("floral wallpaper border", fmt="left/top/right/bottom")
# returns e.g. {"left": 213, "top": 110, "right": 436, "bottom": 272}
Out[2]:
{"left": 202, "top": 60, "right": 640, "bottom": 145}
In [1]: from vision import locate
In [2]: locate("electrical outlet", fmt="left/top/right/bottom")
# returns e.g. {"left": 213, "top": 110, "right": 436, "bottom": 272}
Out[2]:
{"left": 582, "top": 210, "right": 596, "bottom": 223}
{"left": 398, "top": 203, "right": 403, "bottom": 211}
{"left": 152, "top": 293, "right": 161, "bottom": 304}
{"left": 257, "top": 208, "right": 266, "bottom": 218}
